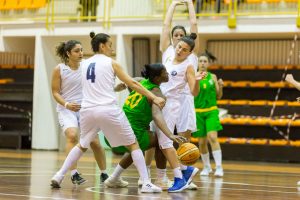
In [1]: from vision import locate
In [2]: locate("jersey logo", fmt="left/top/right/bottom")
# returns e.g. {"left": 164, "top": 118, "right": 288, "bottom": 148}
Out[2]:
{"left": 171, "top": 70, "right": 177, "bottom": 76}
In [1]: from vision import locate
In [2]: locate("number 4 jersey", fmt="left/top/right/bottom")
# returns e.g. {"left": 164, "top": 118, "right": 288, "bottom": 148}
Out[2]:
{"left": 123, "top": 79, "right": 159, "bottom": 131}
{"left": 81, "top": 54, "right": 118, "bottom": 108}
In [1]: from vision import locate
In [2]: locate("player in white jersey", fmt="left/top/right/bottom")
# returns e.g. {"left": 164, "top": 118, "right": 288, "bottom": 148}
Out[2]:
{"left": 161, "top": 0, "right": 199, "bottom": 143}
{"left": 51, "top": 40, "right": 108, "bottom": 186}
{"left": 142, "top": 0, "right": 200, "bottom": 190}
{"left": 153, "top": 34, "right": 206, "bottom": 192}
{"left": 51, "top": 32, "right": 165, "bottom": 193}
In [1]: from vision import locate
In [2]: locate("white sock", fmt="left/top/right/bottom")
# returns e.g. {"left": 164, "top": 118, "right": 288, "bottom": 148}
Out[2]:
{"left": 70, "top": 169, "right": 78, "bottom": 176}
{"left": 156, "top": 168, "right": 166, "bottom": 179}
{"left": 212, "top": 150, "right": 222, "bottom": 167}
{"left": 180, "top": 164, "right": 187, "bottom": 171}
{"left": 110, "top": 164, "right": 124, "bottom": 179}
{"left": 201, "top": 153, "right": 211, "bottom": 168}
{"left": 146, "top": 165, "right": 151, "bottom": 177}
{"left": 173, "top": 167, "right": 183, "bottom": 179}
{"left": 57, "top": 146, "right": 83, "bottom": 176}
{"left": 100, "top": 170, "right": 107, "bottom": 174}
{"left": 131, "top": 149, "right": 150, "bottom": 183}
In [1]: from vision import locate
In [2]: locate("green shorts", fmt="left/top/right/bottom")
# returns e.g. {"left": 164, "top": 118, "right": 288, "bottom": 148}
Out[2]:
{"left": 105, "top": 128, "right": 151, "bottom": 154}
{"left": 192, "top": 109, "right": 223, "bottom": 138}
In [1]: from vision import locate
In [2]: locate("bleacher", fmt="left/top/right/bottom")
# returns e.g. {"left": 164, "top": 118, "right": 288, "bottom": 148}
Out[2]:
{"left": 0, "top": 52, "right": 33, "bottom": 149}
{"left": 191, "top": 64, "right": 300, "bottom": 162}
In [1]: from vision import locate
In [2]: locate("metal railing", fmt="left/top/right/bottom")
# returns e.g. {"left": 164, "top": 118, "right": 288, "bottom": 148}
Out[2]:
{"left": 0, "top": 0, "right": 299, "bottom": 29}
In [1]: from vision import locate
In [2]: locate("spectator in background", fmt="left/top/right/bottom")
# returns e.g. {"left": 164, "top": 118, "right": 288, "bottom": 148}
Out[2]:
{"left": 79, "top": 0, "right": 98, "bottom": 21}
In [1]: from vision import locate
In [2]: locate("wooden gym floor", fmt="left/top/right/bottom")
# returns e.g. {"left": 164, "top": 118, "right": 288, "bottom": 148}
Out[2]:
{"left": 0, "top": 149, "right": 299, "bottom": 200}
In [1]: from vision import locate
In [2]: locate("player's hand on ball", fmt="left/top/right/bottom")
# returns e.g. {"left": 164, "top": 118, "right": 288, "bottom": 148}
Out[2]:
{"left": 170, "top": 135, "right": 188, "bottom": 144}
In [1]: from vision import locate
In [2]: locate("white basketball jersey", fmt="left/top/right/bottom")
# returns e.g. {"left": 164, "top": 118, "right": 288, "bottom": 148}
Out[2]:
{"left": 81, "top": 54, "right": 117, "bottom": 108}
{"left": 162, "top": 46, "right": 198, "bottom": 96}
{"left": 160, "top": 53, "right": 192, "bottom": 101}
{"left": 56, "top": 63, "right": 82, "bottom": 111}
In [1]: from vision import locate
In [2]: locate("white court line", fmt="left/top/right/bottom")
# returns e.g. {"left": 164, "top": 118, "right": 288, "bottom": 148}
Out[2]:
{"left": 85, "top": 187, "right": 172, "bottom": 200}
{"left": 197, "top": 186, "right": 299, "bottom": 194}
{"left": 0, "top": 192, "right": 76, "bottom": 200}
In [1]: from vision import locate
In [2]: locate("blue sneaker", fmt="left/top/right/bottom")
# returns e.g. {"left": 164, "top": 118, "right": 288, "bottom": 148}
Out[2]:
{"left": 168, "top": 177, "right": 189, "bottom": 193}
{"left": 182, "top": 166, "right": 199, "bottom": 185}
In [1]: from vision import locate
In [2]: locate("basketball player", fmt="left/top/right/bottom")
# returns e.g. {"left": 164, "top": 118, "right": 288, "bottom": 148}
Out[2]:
{"left": 50, "top": 32, "right": 165, "bottom": 193}
{"left": 194, "top": 50, "right": 224, "bottom": 177}
{"left": 104, "top": 63, "right": 188, "bottom": 192}
{"left": 51, "top": 40, "right": 108, "bottom": 185}
{"left": 143, "top": 0, "right": 200, "bottom": 190}
{"left": 151, "top": 34, "right": 206, "bottom": 192}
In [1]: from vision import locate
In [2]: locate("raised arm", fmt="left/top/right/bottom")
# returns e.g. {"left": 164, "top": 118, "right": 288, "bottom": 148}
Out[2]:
{"left": 160, "top": 1, "right": 183, "bottom": 52}
{"left": 51, "top": 65, "right": 81, "bottom": 112}
{"left": 112, "top": 60, "right": 165, "bottom": 109}
{"left": 151, "top": 88, "right": 187, "bottom": 144}
{"left": 185, "top": 0, "right": 199, "bottom": 55}
{"left": 286, "top": 74, "right": 300, "bottom": 91}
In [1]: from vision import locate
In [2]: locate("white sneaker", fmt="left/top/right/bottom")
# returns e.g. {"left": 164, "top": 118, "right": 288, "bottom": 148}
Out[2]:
{"left": 104, "top": 176, "right": 129, "bottom": 188}
{"left": 154, "top": 176, "right": 173, "bottom": 191}
{"left": 200, "top": 166, "right": 213, "bottom": 176}
{"left": 214, "top": 166, "right": 224, "bottom": 177}
{"left": 141, "top": 182, "right": 162, "bottom": 193}
{"left": 297, "top": 181, "right": 300, "bottom": 186}
{"left": 138, "top": 168, "right": 151, "bottom": 186}
{"left": 187, "top": 182, "right": 198, "bottom": 190}
{"left": 138, "top": 177, "right": 152, "bottom": 187}
{"left": 50, "top": 173, "right": 64, "bottom": 188}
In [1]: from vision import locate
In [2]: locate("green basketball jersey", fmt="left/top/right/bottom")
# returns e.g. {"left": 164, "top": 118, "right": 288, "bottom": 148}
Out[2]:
{"left": 123, "top": 79, "right": 159, "bottom": 131}
{"left": 194, "top": 72, "right": 217, "bottom": 109}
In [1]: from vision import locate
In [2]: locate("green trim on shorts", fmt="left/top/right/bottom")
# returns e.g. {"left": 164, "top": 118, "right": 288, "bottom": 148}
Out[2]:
{"left": 192, "top": 109, "right": 223, "bottom": 138}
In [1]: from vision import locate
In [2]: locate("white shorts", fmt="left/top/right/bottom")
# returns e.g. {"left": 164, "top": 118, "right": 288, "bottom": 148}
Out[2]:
{"left": 155, "top": 99, "right": 180, "bottom": 149}
{"left": 58, "top": 109, "right": 80, "bottom": 133}
{"left": 79, "top": 105, "right": 136, "bottom": 148}
{"left": 176, "top": 94, "right": 196, "bottom": 133}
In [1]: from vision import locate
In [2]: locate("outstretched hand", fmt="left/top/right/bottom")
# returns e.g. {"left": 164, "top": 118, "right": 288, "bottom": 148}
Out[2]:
{"left": 170, "top": 135, "right": 188, "bottom": 144}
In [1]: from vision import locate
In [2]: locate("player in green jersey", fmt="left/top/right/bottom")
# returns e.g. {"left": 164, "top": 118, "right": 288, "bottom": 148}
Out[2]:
{"left": 193, "top": 50, "right": 224, "bottom": 177}
{"left": 105, "top": 63, "right": 189, "bottom": 192}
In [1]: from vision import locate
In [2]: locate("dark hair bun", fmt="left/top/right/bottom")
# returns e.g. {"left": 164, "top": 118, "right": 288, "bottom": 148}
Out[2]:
{"left": 141, "top": 64, "right": 150, "bottom": 78}
{"left": 189, "top": 33, "right": 197, "bottom": 40}
{"left": 90, "top": 31, "right": 96, "bottom": 39}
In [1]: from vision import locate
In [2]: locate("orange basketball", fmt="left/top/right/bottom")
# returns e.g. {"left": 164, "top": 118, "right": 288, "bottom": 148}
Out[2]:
{"left": 177, "top": 143, "right": 200, "bottom": 165}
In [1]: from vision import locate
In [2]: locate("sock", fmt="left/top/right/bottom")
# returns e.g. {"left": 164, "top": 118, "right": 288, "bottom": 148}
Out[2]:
{"left": 110, "top": 164, "right": 124, "bottom": 179}
{"left": 201, "top": 153, "right": 211, "bottom": 168}
{"left": 147, "top": 165, "right": 151, "bottom": 177}
{"left": 212, "top": 150, "right": 222, "bottom": 167}
{"left": 57, "top": 146, "right": 83, "bottom": 176}
{"left": 180, "top": 164, "right": 188, "bottom": 171}
{"left": 71, "top": 169, "right": 78, "bottom": 176}
{"left": 100, "top": 170, "right": 107, "bottom": 174}
{"left": 156, "top": 168, "right": 167, "bottom": 179}
{"left": 131, "top": 149, "right": 150, "bottom": 183}
{"left": 173, "top": 167, "right": 183, "bottom": 179}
